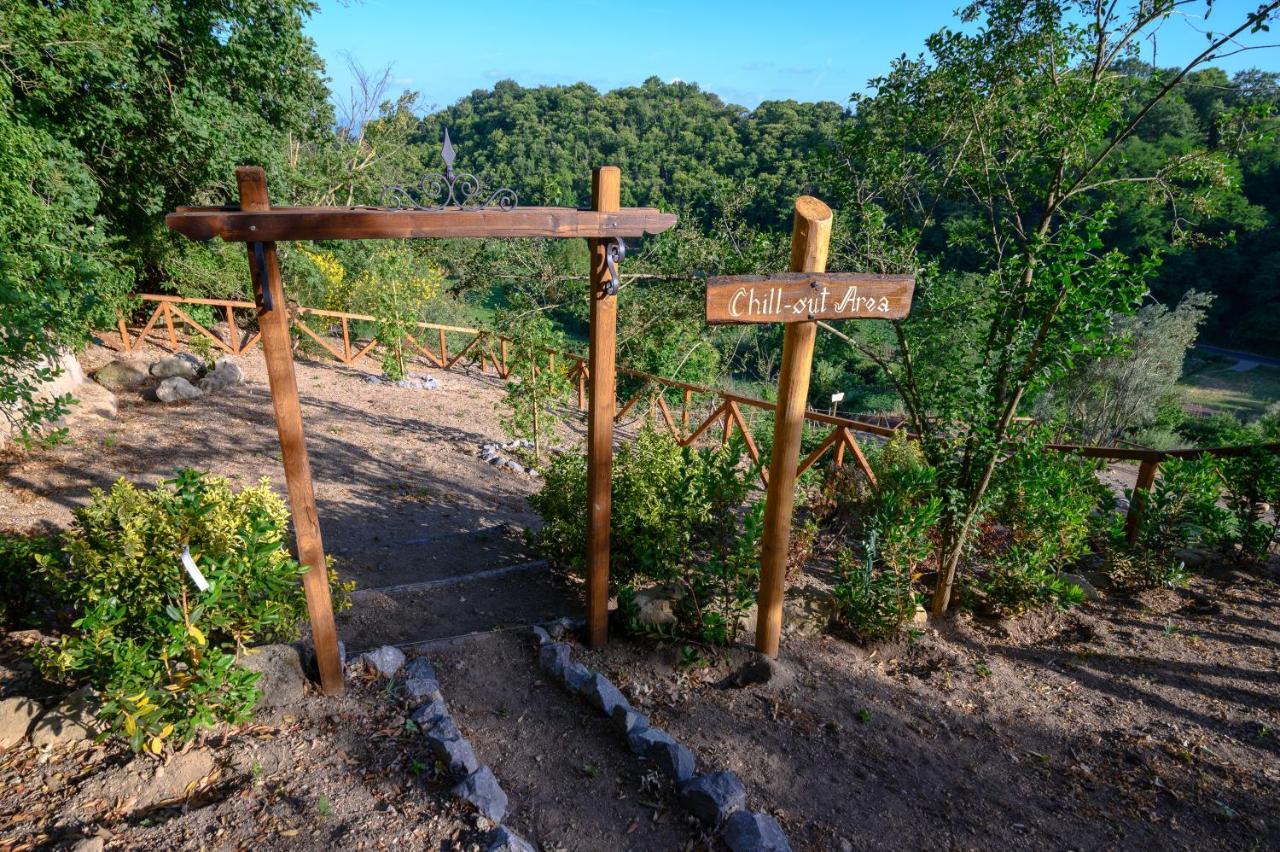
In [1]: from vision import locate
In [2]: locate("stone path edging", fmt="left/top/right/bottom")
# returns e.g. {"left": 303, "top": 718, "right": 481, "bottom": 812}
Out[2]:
{"left": 356, "top": 647, "right": 535, "bottom": 851}
{"left": 530, "top": 620, "right": 793, "bottom": 852}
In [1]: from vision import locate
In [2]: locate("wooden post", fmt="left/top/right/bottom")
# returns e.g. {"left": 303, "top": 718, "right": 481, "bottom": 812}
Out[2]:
{"left": 236, "top": 167, "right": 344, "bottom": 695}
{"left": 1125, "top": 457, "right": 1161, "bottom": 546}
{"left": 585, "top": 166, "right": 621, "bottom": 648}
{"left": 225, "top": 305, "right": 239, "bottom": 355}
{"left": 117, "top": 317, "right": 131, "bottom": 354}
{"left": 163, "top": 302, "right": 179, "bottom": 351}
{"left": 754, "top": 196, "right": 833, "bottom": 658}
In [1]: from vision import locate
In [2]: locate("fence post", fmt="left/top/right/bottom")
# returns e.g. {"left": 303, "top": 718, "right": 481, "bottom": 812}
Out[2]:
{"left": 117, "top": 317, "right": 131, "bottom": 354}
{"left": 585, "top": 166, "right": 621, "bottom": 649}
{"left": 1125, "top": 457, "right": 1161, "bottom": 546}
{"left": 755, "top": 197, "right": 832, "bottom": 658}
{"left": 236, "top": 166, "right": 344, "bottom": 696}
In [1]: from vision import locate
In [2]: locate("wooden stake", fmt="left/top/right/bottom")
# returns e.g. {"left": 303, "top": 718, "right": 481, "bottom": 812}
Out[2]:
{"left": 754, "top": 196, "right": 832, "bottom": 658}
{"left": 236, "top": 167, "right": 344, "bottom": 696}
{"left": 1125, "top": 458, "right": 1160, "bottom": 546}
{"left": 226, "top": 305, "right": 239, "bottom": 355}
{"left": 585, "top": 166, "right": 621, "bottom": 648}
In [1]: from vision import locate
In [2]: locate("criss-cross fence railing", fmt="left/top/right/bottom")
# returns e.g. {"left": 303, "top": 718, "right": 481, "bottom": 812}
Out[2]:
{"left": 111, "top": 294, "right": 1279, "bottom": 544}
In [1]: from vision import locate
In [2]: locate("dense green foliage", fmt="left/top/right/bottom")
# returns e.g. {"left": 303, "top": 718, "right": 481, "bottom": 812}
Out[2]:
{"left": 28, "top": 470, "right": 353, "bottom": 750}
{"left": 529, "top": 429, "right": 761, "bottom": 644}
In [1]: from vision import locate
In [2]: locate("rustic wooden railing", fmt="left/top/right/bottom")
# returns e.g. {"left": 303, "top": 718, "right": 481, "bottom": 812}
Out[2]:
{"left": 112, "top": 294, "right": 1278, "bottom": 544}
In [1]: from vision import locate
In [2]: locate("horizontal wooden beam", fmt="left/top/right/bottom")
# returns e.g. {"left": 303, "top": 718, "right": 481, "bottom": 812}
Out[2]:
{"left": 166, "top": 206, "right": 679, "bottom": 242}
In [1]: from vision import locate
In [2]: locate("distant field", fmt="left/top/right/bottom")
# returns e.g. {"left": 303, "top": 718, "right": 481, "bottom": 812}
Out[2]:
{"left": 1179, "top": 358, "right": 1280, "bottom": 419}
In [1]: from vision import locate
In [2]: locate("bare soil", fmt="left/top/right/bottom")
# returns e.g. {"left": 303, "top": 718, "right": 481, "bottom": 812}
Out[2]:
{"left": 2, "top": 341, "right": 1278, "bottom": 851}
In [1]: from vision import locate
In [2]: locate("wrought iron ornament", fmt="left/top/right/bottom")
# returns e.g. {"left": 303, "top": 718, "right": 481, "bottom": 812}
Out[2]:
{"left": 380, "top": 129, "right": 518, "bottom": 211}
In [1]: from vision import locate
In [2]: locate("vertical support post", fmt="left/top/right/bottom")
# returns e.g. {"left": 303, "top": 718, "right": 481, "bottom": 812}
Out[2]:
{"left": 682, "top": 388, "right": 691, "bottom": 430}
{"left": 236, "top": 166, "right": 344, "bottom": 695}
{"left": 341, "top": 317, "right": 351, "bottom": 363}
{"left": 164, "top": 303, "right": 179, "bottom": 351}
{"left": 578, "top": 367, "right": 587, "bottom": 410}
{"left": 1125, "top": 457, "right": 1161, "bottom": 546}
{"left": 755, "top": 196, "right": 832, "bottom": 658}
{"left": 225, "top": 305, "right": 239, "bottom": 355}
{"left": 439, "top": 329, "right": 448, "bottom": 365}
{"left": 585, "top": 166, "right": 621, "bottom": 648}
{"left": 117, "top": 317, "right": 131, "bottom": 354}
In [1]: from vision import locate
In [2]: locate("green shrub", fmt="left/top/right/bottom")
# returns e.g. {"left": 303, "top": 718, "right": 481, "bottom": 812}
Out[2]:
{"left": 0, "top": 533, "right": 57, "bottom": 627}
{"left": 32, "top": 469, "right": 353, "bottom": 751}
{"left": 831, "top": 434, "right": 940, "bottom": 640}
{"left": 530, "top": 428, "right": 759, "bottom": 643}
{"left": 963, "top": 438, "right": 1107, "bottom": 615}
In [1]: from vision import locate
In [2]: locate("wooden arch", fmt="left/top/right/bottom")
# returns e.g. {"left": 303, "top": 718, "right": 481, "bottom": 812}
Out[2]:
{"left": 167, "top": 166, "right": 677, "bottom": 694}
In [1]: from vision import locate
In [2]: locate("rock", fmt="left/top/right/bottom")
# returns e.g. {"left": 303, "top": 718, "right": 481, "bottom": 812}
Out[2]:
{"left": 1060, "top": 572, "right": 1101, "bottom": 601}
{"left": 681, "top": 771, "right": 747, "bottom": 825}
{"left": 561, "top": 661, "right": 592, "bottom": 693}
{"left": 580, "top": 672, "right": 628, "bottom": 716}
{"left": 358, "top": 645, "right": 405, "bottom": 678}
{"left": 723, "top": 811, "right": 792, "bottom": 852}
{"left": 912, "top": 605, "right": 930, "bottom": 626}
{"left": 29, "top": 689, "right": 97, "bottom": 750}
{"left": 1172, "top": 548, "right": 1209, "bottom": 571}
{"left": 149, "top": 352, "right": 203, "bottom": 380}
{"left": 612, "top": 705, "right": 648, "bottom": 736}
{"left": 410, "top": 697, "right": 450, "bottom": 732}
{"left": 727, "top": 655, "right": 792, "bottom": 690}
{"left": 451, "top": 766, "right": 508, "bottom": 823}
{"left": 68, "top": 381, "right": 117, "bottom": 423}
{"left": 546, "top": 617, "right": 582, "bottom": 640}
{"left": 529, "top": 625, "right": 551, "bottom": 646}
{"left": 71, "top": 837, "right": 104, "bottom": 852}
{"left": 1082, "top": 570, "right": 1113, "bottom": 591}
{"left": 487, "top": 825, "right": 536, "bottom": 852}
{"left": 0, "top": 697, "right": 43, "bottom": 749}
{"left": 644, "top": 732, "right": 696, "bottom": 782}
{"left": 155, "top": 376, "right": 203, "bottom": 403}
{"left": 198, "top": 357, "right": 244, "bottom": 393}
{"left": 538, "top": 642, "right": 570, "bottom": 678}
{"left": 782, "top": 588, "right": 835, "bottom": 637}
{"left": 237, "top": 644, "right": 308, "bottom": 709}
{"left": 92, "top": 359, "right": 148, "bottom": 392}
{"left": 402, "top": 657, "right": 442, "bottom": 703}
{"left": 631, "top": 584, "right": 681, "bottom": 627}
{"left": 425, "top": 726, "right": 480, "bottom": 779}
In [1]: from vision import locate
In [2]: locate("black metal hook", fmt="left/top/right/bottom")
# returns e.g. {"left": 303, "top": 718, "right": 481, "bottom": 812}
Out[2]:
{"left": 251, "top": 242, "right": 274, "bottom": 312}
{"left": 604, "top": 238, "right": 626, "bottom": 296}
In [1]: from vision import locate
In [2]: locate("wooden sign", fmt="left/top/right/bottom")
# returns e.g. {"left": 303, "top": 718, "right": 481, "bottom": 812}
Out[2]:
{"left": 705, "top": 272, "right": 914, "bottom": 324}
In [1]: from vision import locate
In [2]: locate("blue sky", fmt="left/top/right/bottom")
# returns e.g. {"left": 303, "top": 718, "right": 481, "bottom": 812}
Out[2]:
{"left": 305, "top": 1, "right": 1280, "bottom": 112}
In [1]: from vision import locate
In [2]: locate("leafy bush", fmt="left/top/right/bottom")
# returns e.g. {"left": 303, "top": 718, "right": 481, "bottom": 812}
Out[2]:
{"left": 830, "top": 433, "right": 940, "bottom": 640}
{"left": 529, "top": 428, "right": 759, "bottom": 643}
{"left": 0, "top": 533, "right": 57, "bottom": 627}
{"left": 964, "top": 439, "right": 1107, "bottom": 615}
{"left": 32, "top": 469, "right": 353, "bottom": 751}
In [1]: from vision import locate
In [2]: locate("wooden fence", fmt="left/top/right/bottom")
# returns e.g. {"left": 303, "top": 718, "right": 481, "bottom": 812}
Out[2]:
{"left": 113, "top": 294, "right": 1278, "bottom": 543}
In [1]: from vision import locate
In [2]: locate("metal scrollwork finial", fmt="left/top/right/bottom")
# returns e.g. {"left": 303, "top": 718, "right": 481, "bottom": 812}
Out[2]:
{"left": 380, "top": 129, "right": 518, "bottom": 211}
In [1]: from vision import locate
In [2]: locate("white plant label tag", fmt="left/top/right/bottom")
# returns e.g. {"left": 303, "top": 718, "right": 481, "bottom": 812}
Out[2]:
{"left": 182, "top": 545, "right": 210, "bottom": 592}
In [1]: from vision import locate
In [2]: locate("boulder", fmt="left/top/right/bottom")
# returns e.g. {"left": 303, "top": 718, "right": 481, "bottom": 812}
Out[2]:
{"left": 487, "top": 826, "right": 536, "bottom": 852}
{"left": 425, "top": 725, "right": 480, "bottom": 779}
{"left": 580, "top": 672, "right": 628, "bottom": 716}
{"left": 723, "top": 811, "right": 792, "bottom": 852}
{"left": 643, "top": 732, "right": 696, "bottom": 782}
{"left": 0, "top": 696, "right": 43, "bottom": 749}
{"left": 561, "top": 660, "right": 592, "bottom": 693}
{"left": 402, "top": 657, "right": 442, "bottom": 703}
{"left": 71, "top": 838, "right": 104, "bottom": 852}
{"left": 155, "top": 376, "right": 203, "bottom": 403}
{"left": 537, "top": 642, "right": 570, "bottom": 679}
{"left": 451, "top": 766, "right": 508, "bottom": 823}
{"left": 68, "top": 381, "right": 117, "bottom": 423}
{"left": 529, "top": 625, "right": 551, "bottom": 646}
{"left": 237, "top": 644, "right": 308, "bottom": 709}
{"left": 410, "top": 697, "right": 450, "bottom": 732}
{"left": 149, "top": 352, "right": 203, "bottom": 380}
{"left": 358, "top": 645, "right": 405, "bottom": 678}
{"left": 630, "top": 584, "right": 681, "bottom": 627}
{"left": 29, "top": 688, "right": 97, "bottom": 750}
{"left": 198, "top": 357, "right": 244, "bottom": 393}
{"left": 612, "top": 705, "right": 648, "bottom": 737}
{"left": 681, "top": 771, "right": 747, "bottom": 825}
{"left": 1060, "top": 572, "right": 1101, "bottom": 601}
{"left": 92, "top": 359, "right": 148, "bottom": 392}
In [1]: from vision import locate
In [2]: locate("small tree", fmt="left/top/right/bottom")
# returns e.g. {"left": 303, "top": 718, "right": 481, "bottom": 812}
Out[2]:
{"left": 829, "top": 0, "right": 1280, "bottom": 614}
{"left": 496, "top": 304, "right": 572, "bottom": 464}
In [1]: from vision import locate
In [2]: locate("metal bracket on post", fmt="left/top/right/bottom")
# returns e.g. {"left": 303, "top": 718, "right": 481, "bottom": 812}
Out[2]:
{"left": 604, "top": 237, "right": 626, "bottom": 296}
{"left": 251, "top": 241, "right": 275, "bottom": 313}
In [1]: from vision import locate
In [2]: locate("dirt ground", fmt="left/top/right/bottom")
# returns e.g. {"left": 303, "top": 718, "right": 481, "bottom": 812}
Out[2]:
{"left": 2, "top": 340, "right": 1278, "bottom": 851}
